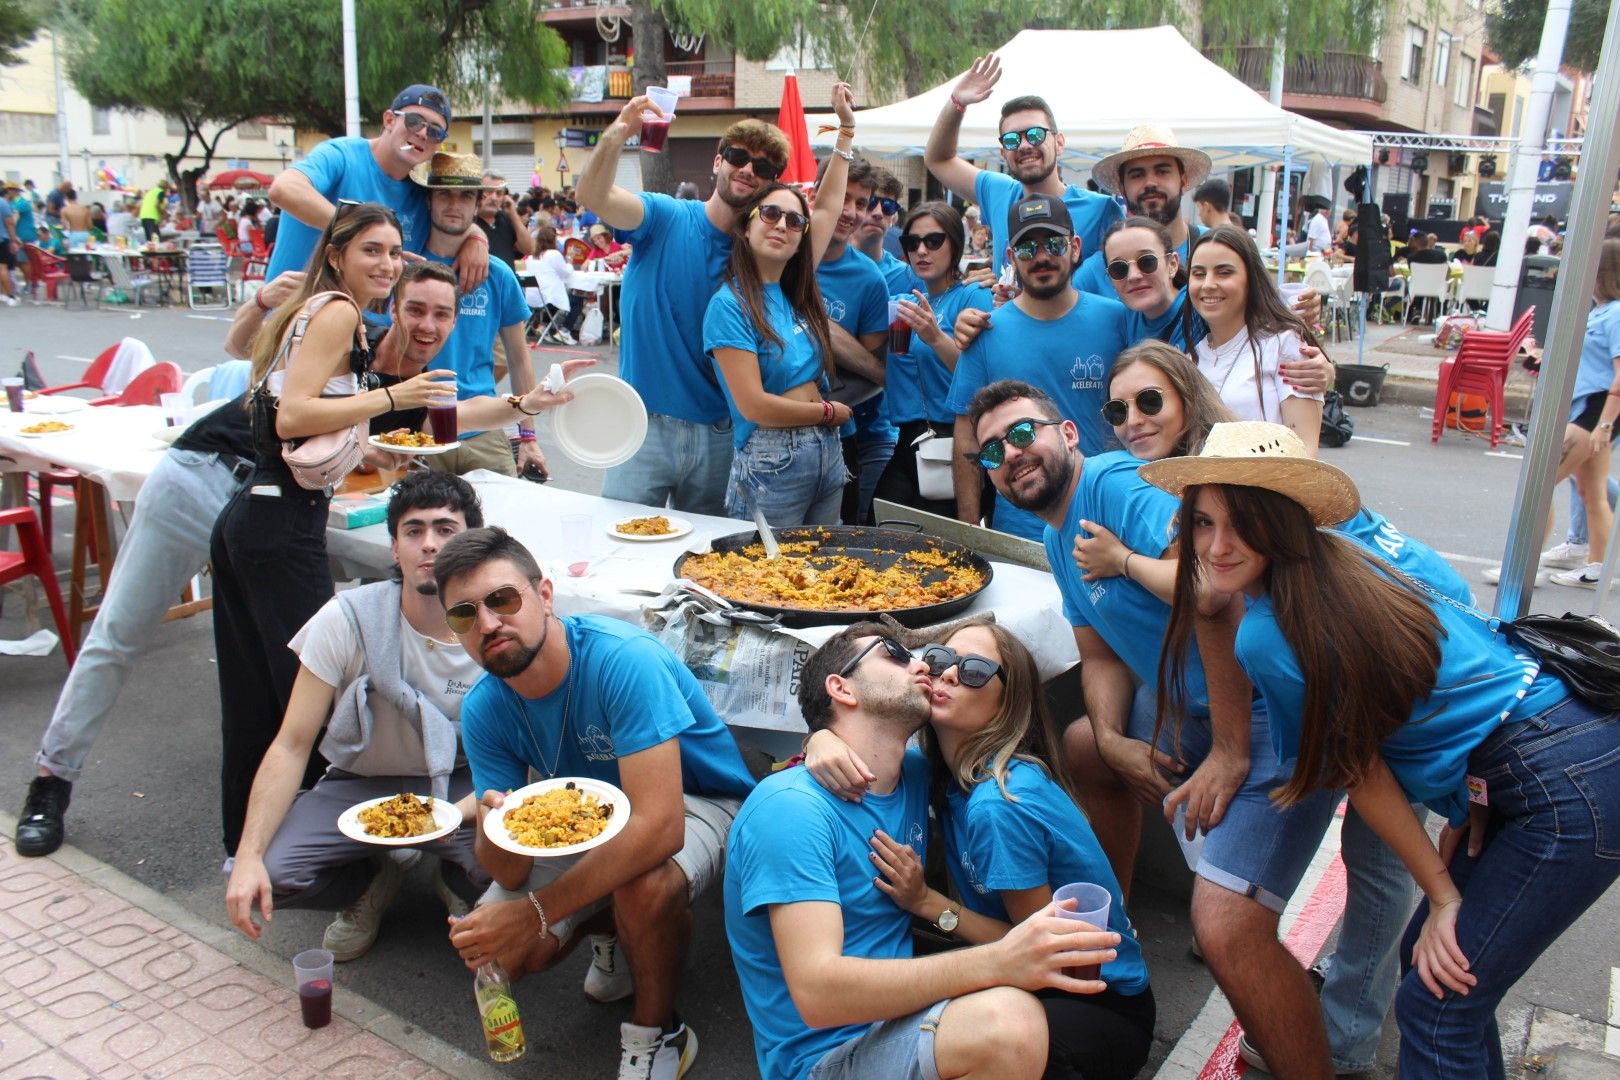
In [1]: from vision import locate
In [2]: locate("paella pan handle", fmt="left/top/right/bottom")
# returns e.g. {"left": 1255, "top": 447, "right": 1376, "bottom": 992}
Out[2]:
{"left": 872, "top": 519, "right": 924, "bottom": 533}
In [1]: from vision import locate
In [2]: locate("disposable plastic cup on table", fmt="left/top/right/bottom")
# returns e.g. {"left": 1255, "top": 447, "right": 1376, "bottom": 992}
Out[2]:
{"left": 159, "top": 392, "right": 186, "bottom": 427}
{"left": 560, "top": 513, "right": 593, "bottom": 577}
{"left": 292, "top": 948, "right": 334, "bottom": 1029}
{"left": 641, "top": 87, "right": 678, "bottom": 153}
{"left": 3, "top": 377, "right": 22, "bottom": 414}
{"left": 1052, "top": 882, "right": 1112, "bottom": 981}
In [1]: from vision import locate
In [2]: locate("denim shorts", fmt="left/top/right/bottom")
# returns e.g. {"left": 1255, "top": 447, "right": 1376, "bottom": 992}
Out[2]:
{"left": 808, "top": 999, "right": 947, "bottom": 1080}
{"left": 724, "top": 425, "right": 848, "bottom": 527}
{"left": 1129, "top": 686, "right": 1339, "bottom": 912}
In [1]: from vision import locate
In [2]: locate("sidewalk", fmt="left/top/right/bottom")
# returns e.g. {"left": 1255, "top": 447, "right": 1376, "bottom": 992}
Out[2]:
{"left": 0, "top": 817, "right": 503, "bottom": 1080}
{"left": 1331, "top": 318, "right": 1537, "bottom": 414}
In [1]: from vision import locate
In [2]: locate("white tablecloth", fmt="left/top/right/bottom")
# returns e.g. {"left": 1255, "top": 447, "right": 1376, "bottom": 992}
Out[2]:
{"left": 326, "top": 472, "right": 1079, "bottom": 732}
{"left": 0, "top": 401, "right": 168, "bottom": 502}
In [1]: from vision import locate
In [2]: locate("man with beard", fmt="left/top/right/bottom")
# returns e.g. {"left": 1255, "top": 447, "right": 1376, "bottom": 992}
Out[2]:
{"left": 725, "top": 625, "right": 1117, "bottom": 1080}
{"left": 578, "top": 99, "right": 794, "bottom": 515}
{"left": 1074, "top": 125, "right": 1211, "bottom": 297}
{"left": 409, "top": 153, "right": 540, "bottom": 479}
{"left": 436, "top": 528, "right": 756, "bottom": 1080}
{"left": 948, "top": 197, "right": 1128, "bottom": 539}
{"left": 224, "top": 473, "right": 492, "bottom": 961}
{"left": 925, "top": 54, "right": 1121, "bottom": 282}
{"left": 266, "top": 84, "right": 490, "bottom": 291}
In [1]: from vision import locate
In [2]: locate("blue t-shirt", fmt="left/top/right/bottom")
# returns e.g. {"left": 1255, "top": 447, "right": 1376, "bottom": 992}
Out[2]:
{"left": 870, "top": 247, "right": 919, "bottom": 294}
{"left": 817, "top": 244, "right": 890, "bottom": 441}
{"left": 704, "top": 282, "right": 828, "bottom": 450}
{"left": 888, "top": 281, "right": 994, "bottom": 426}
{"left": 974, "top": 172, "right": 1121, "bottom": 277}
{"left": 10, "top": 196, "right": 36, "bottom": 246}
{"left": 424, "top": 251, "right": 528, "bottom": 438}
{"left": 725, "top": 754, "right": 931, "bottom": 1080}
{"left": 1045, "top": 452, "right": 1212, "bottom": 713}
{"left": 265, "top": 137, "right": 429, "bottom": 279}
{"left": 943, "top": 759, "right": 1149, "bottom": 995}
{"left": 458, "top": 615, "right": 757, "bottom": 799}
{"left": 1571, "top": 300, "right": 1620, "bottom": 418}
{"left": 1123, "top": 290, "right": 1207, "bottom": 351}
{"left": 1237, "top": 591, "right": 1568, "bottom": 826}
{"left": 1076, "top": 233, "right": 1194, "bottom": 300}
{"left": 950, "top": 293, "right": 1130, "bottom": 540}
{"left": 620, "top": 193, "right": 733, "bottom": 424}
{"left": 1337, "top": 507, "right": 1472, "bottom": 605}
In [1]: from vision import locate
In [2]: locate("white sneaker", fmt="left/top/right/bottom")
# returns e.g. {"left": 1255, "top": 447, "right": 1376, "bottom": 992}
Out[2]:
{"left": 1482, "top": 564, "right": 1551, "bottom": 586}
{"left": 0, "top": 295, "right": 18, "bottom": 307}
{"left": 554, "top": 328, "right": 577, "bottom": 346}
{"left": 584, "top": 933, "right": 634, "bottom": 1003}
{"left": 618, "top": 1021, "right": 697, "bottom": 1080}
{"left": 432, "top": 861, "right": 470, "bottom": 919}
{"left": 323, "top": 855, "right": 404, "bottom": 961}
{"left": 1551, "top": 562, "right": 1604, "bottom": 589}
{"left": 1539, "top": 542, "right": 1589, "bottom": 569}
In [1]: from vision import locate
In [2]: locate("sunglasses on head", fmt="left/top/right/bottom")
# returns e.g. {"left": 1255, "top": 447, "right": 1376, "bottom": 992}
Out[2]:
{"left": 1106, "top": 252, "right": 1165, "bottom": 280}
{"left": 918, "top": 644, "right": 1006, "bottom": 688}
{"left": 998, "top": 126, "right": 1051, "bottom": 152}
{"left": 444, "top": 583, "right": 528, "bottom": 635}
{"left": 864, "top": 196, "right": 901, "bottom": 216}
{"left": 1012, "top": 235, "right": 1069, "bottom": 261}
{"left": 1100, "top": 387, "right": 1165, "bottom": 427}
{"left": 970, "top": 417, "right": 1063, "bottom": 470}
{"left": 751, "top": 204, "right": 808, "bottom": 232}
{"left": 335, "top": 198, "right": 402, "bottom": 229}
{"left": 396, "top": 111, "right": 449, "bottom": 143}
{"left": 838, "top": 636, "right": 912, "bottom": 678}
{"left": 720, "top": 145, "right": 783, "bottom": 182}
{"left": 900, "top": 231, "right": 948, "bottom": 254}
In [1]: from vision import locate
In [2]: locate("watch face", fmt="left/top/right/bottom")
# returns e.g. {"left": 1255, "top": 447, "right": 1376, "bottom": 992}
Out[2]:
{"left": 937, "top": 908, "right": 959, "bottom": 932}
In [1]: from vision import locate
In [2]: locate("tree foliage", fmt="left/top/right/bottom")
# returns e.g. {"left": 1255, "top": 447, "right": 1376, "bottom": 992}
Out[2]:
{"left": 1487, "top": 0, "right": 1605, "bottom": 73}
{"left": 0, "top": 0, "right": 41, "bottom": 67}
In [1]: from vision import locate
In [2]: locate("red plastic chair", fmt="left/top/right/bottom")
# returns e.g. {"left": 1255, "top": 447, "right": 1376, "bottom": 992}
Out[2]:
{"left": 91, "top": 361, "right": 182, "bottom": 407}
{"left": 23, "top": 244, "right": 71, "bottom": 301}
{"left": 0, "top": 505, "right": 77, "bottom": 667}
{"left": 215, "top": 227, "right": 243, "bottom": 258}
{"left": 38, "top": 343, "right": 119, "bottom": 397}
{"left": 1431, "top": 307, "right": 1534, "bottom": 448}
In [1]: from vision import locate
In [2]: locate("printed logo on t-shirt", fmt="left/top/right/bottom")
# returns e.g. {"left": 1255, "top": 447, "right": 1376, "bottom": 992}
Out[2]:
{"left": 1371, "top": 520, "right": 1407, "bottom": 562}
{"left": 1071, "top": 355, "right": 1107, "bottom": 390}
{"left": 460, "top": 290, "right": 489, "bottom": 318}
{"left": 825, "top": 298, "right": 847, "bottom": 324}
{"left": 578, "top": 724, "right": 616, "bottom": 762}
{"left": 445, "top": 677, "right": 474, "bottom": 697}
{"left": 959, "top": 851, "right": 989, "bottom": 895}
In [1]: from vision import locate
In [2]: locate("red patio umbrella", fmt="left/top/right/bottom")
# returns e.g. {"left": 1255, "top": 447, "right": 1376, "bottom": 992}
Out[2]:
{"left": 208, "top": 168, "right": 275, "bottom": 191}
{"left": 775, "top": 71, "right": 817, "bottom": 185}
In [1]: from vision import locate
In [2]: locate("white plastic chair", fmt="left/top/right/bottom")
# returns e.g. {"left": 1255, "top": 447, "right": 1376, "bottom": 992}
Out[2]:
{"left": 186, "top": 244, "right": 231, "bottom": 309}
{"left": 103, "top": 257, "right": 162, "bottom": 306}
{"left": 1305, "top": 269, "right": 1355, "bottom": 343}
{"left": 1405, "top": 263, "right": 1451, "bottom": 324}
{"left": 1456, "top": 264, "right": 1494, "bottom": 311}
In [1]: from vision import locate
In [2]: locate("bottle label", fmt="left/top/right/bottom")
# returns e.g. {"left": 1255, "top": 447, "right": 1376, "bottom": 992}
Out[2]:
{"left": 482, "top": 994, "right": 523, "bottom": 1048}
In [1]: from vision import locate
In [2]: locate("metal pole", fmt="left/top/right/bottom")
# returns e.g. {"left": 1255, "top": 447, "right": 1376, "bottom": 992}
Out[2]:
{"left": 1483, "top": 0, "right": 1571, "bottom": 332}
{"left": 1276, "top": 141, "right": 1293, "bottom": 288}
{"left": 481, "top": 79, "right": 494, "bottom": 171}
{"left": 1493, "top": 0, "right": 1620, "bottom": 619}
{"left": 342, "top": 0, "right": 361, "bottom": 138}
{"left": 51, "top": 32, "right": 71, "bottom": 185}
{"left": 1255, "top": 33, "right": 1286, "bottom": 249}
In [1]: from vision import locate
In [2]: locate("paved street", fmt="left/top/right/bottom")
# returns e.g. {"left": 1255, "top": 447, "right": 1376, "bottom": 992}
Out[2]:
{"left": 2, "top": 300, "right": 1618, "bottom": 1078}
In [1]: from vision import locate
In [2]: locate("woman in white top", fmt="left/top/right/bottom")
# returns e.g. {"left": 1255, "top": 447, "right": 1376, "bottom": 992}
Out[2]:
{"left": 1188, "top": 224, "right": 1324, "bottom": 453}
{"left": 526, "top": 223, "right": 582, "bottom": 344}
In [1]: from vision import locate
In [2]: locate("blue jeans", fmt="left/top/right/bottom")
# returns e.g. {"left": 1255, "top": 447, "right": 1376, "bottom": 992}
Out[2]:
{"left": 724, "top": 426, "right": 848, "bottom": 527}
{"left": 1395, "top": 694, "right": 1620, "bottom": 1080}
{"left": 808, "top": 999, "right": 947, "bottom": 1080}
{"left": 1564, "top": 475, "right": 1619, "bottom": 546}
{"left": 36, "top": 449, "right": 243, "bottom": 781}
{"left": 600, "top": 412, "right": 733, "bottom": 517}
{"left": 854, "top": 437, "right": 896, "bottom": 525}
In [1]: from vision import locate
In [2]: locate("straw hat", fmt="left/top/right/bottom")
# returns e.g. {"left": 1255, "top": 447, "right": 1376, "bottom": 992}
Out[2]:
{"left": 1139, "top": 421, "right": 1361, "bottom": 526}
{"left": 1091, "top": 125, "right": 1212, "bottom": 196}
{"left": 409, "top": 152, "right": 500, "bottom": 189}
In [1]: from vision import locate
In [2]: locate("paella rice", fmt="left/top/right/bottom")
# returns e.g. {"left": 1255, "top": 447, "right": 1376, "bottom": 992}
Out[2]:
{"left": 375, "top": 428, "right": 438, "bottom": 447}
{"left": 616, "top": 515, "right": 676, "bottom": 536}
{"left": 358, "top": 793, "right": 438, "bottom": 838}
{"left": 505, "top": 784, "right": 614, "bottom": 849}
{"left": 680, "top": 542, "right": 985, "bottom": 612}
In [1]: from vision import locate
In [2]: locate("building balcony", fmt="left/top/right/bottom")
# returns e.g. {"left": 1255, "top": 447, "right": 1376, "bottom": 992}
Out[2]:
{"left": 540, "top": 0, "right": 630, "bottom": 26}
{"left": 552, "top": 58, "right": 734, "bottom": 114}
{"left": 1208, "top": 46, "right": 1388, "bottom": 125}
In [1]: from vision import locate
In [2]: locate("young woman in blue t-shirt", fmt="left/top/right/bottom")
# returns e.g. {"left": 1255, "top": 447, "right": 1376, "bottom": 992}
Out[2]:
{"left": 805, "top": 619, "right": 1155, "bottom": 1080}
{"left": 1143, "top": 422, "right": 1620, "bottom": 1080}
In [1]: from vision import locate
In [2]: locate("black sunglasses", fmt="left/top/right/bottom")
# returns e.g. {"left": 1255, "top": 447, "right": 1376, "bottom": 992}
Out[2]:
{"left": 721, "top": 145, "right": 783, "bottom": 182}
{"left": 397, "top": 111, "right": 449, "bottom": 143}
{"left": 998, "top": 126, "right": 1050, "bottom": 152}
{"left": 1100, "top": 388, "right": 1165, "bottom": 427}
{"left": 1106, "top": 253, "right": 1165, "bottom": 281}
{"left": 445, "top": 583, "right": 527, "bottom": 635}
{"left": 900, "top": 231, "right": 948, "bottom": 254}
{"left": 751, "top": 204, "right": 808, "bottom": 232}
{"left": 864, "top": 196, "right": 901, "bottom": 216}
{"left": 335, "top": 198, "right": 402, "bottom": 229}
{"left": 970, "top": 417, "right": 1063, "bottom": 470}
{"left": 1012, "top": 235, "right": 1069, "bottom": 261}
{"left": 918, "top": 644, "right": 1005, "bottom": 688}
{"left": 838, "top": 636, "right": 912, "bottom": 678}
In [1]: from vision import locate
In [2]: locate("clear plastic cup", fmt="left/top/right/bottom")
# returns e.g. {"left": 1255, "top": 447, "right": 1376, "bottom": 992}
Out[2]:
{"left": 645, "top": 86, "right": 679, "bottom": 118}
{"left": 641, "top": 87, "right": 678, "bottom": 153}
{"left": 292, "top": 948, "right": 334, "bottom": 1029}
{"left": 1052, "top": 882, "right": 1112, "bottom": 980}
{"left": 560, "top": 513, "right": 592, "bottom": 577}
{"left": 159, "top": 392, "right": 186, "bottom": 427}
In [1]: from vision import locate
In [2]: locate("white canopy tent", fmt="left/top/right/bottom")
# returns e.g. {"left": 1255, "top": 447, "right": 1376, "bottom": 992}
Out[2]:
{"left": 808, "top": 26, "right": 1373, "bottom": 172}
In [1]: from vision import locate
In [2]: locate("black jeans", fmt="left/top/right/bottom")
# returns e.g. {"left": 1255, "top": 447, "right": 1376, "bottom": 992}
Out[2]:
{"left": 1038, "top": 984, "right": 1156, "bottom": 1080}
{"left": 873, "top": 419, "right": 957, "bottom": 520}
{"left": 209, "top": 482, "right": 333, "bottom": 855}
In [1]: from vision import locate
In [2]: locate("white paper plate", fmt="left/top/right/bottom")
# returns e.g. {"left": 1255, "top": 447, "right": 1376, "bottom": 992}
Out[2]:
{"left": 607, "top": 515, "right": 693, "bottom": 542}
{"left": 482, "top": 777, "right": 631, "bottom": 858}
{"left": 13, "top": 425, "right": 75, "bottom": 438}
{"left": 23, "top": 396, "right": 91, "bottom": 415}
{"left": 550, "top": 374, "right": 647, "bottom": 469}
{"left": 368, "top": 434, "right": 460, "bottom": 456}
{"left": 336, "top": 794, "right": 462, "bottom": 847}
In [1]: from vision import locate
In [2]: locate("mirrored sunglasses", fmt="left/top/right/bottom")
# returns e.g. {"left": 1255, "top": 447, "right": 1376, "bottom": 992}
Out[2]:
{"left": 970, "top": 417, "right": 1063, "bottom": 470}
{"left": 1106, "top": 252, "right": 1163, "bottom": 280}
{"left": 998, "top": 126, "right": 1051, "bottom": 152}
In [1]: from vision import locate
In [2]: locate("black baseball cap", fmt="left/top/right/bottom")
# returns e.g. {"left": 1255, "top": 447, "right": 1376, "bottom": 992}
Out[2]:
{"left": 1007, "top": 195, "right": 1074, "bottom": 246}
{"left": 390, "top": 84, "right": 453, "bottom": 125}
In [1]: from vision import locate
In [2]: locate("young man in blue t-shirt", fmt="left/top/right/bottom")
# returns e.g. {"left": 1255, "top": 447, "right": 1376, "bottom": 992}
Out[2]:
{"left": 577, "top": 96, "right": 793, "bottom": 516}
{"left": 434, "top": 528, "right": 755, "bottom": 1080}
{"left": 725, "top": 624, "right": 1118, "bottom": 1080}
{"left": 265, "top": 84, "right": 488, "bottom": 290}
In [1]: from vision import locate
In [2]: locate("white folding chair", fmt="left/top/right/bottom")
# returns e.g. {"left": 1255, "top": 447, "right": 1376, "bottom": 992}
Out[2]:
{"left": 1405, "top": 263, "right": 1451, "bottom": 324}
{"left": 1456, "top": 264, "right": 1494, "bottom": 312}
{"left": 103, "top": 257, "right": 162, "bottom": 307}
{"left": 186, "top": 244, "right": 231, "bottom": 310}
{"left": 1306, "top": 269, "right": 1355, "bottom": 343}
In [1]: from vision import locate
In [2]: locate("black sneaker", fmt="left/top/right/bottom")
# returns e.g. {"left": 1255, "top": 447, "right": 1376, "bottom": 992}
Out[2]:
{"left": 16, "top": 775, "right": 72, "bottom": 857}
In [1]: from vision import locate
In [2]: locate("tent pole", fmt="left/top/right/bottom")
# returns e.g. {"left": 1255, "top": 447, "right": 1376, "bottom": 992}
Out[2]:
{"left": 1276, "top": 142, "right": 1293, "bottom": 289}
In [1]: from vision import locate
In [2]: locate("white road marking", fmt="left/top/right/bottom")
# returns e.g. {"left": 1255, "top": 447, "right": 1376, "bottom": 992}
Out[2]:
{"left": 1485, "top": 451, "right": 1524, "bottom": 460}
{"left": 1435, "top": 550, "right": 1499, "bottom": 566}
{"left": 1607, "top": 967, "right": 1619, "bottom": 1057}
{"left": 1349, "top": 434, "right": 1411, "bottom": 446}
{"left": 185, "top": 315, "right": 231, "bottom": 322}
{"left": 56, "top": 354, "right": 93, "bottom": 364}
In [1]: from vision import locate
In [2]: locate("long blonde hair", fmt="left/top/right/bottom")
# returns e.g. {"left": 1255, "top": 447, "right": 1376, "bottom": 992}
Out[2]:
{"left": 248, "top": 202, "right": 401, "bottom": 389}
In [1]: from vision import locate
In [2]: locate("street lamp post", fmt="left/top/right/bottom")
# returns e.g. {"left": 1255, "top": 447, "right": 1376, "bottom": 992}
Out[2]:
{"left": 276, "top": 140, "right": 289, "bottom": 169}
{"left": 554, "top": 131, "right": 569, "bottom": 188}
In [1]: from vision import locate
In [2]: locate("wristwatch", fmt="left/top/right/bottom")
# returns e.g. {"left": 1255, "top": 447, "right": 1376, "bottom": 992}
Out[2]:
{"left": 935, "top": 899, "right": 961, "bottom": 935}
{"left": 1601, "top": 421, "right": 1614, "bottom": 432}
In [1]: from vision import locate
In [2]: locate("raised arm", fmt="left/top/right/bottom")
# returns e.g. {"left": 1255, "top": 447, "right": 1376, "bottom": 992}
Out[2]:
{"left": 223, "top": 271, "right": 304, "bottom": 358}
{"left": 267, "top": 169, "right": 335, "bottom": 232}
{"left": 809, "top": 83, "right": 857, "bottom": 266}
{"left": 576, "top": 98, "right": 655, "bottom": 233}
{"left": 923, "top": 55, "right": 1002, "bottom": 203}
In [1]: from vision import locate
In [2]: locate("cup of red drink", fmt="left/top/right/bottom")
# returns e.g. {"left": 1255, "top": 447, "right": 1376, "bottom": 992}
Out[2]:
{"left": 641, "top": 87, "right": 678, "bottom": 153}
{"left": 886, "top": 299, "right": 912, "bottom": 355}
{"left": 427, "top": 402, "right": 459, "bottom": 445}
{"left": 3, "top": 378, "right": 23, "bottom": 414}
{"left": 1052, "top": 882, "right": 1112, "bottom": 981}
{"left": 293, "top": 948, "right": 334, "bottom": 1029}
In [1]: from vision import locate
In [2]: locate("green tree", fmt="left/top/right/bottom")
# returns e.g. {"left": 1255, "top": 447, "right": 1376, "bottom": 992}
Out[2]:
{"left": 0, "top": 0, "right": 41, "bottom": 66}
{"left": 1487, "top": 0, "right": 1605, "bottom": 73}
{"left": 59, "top": 0, "right": 572, "bottom": 205}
